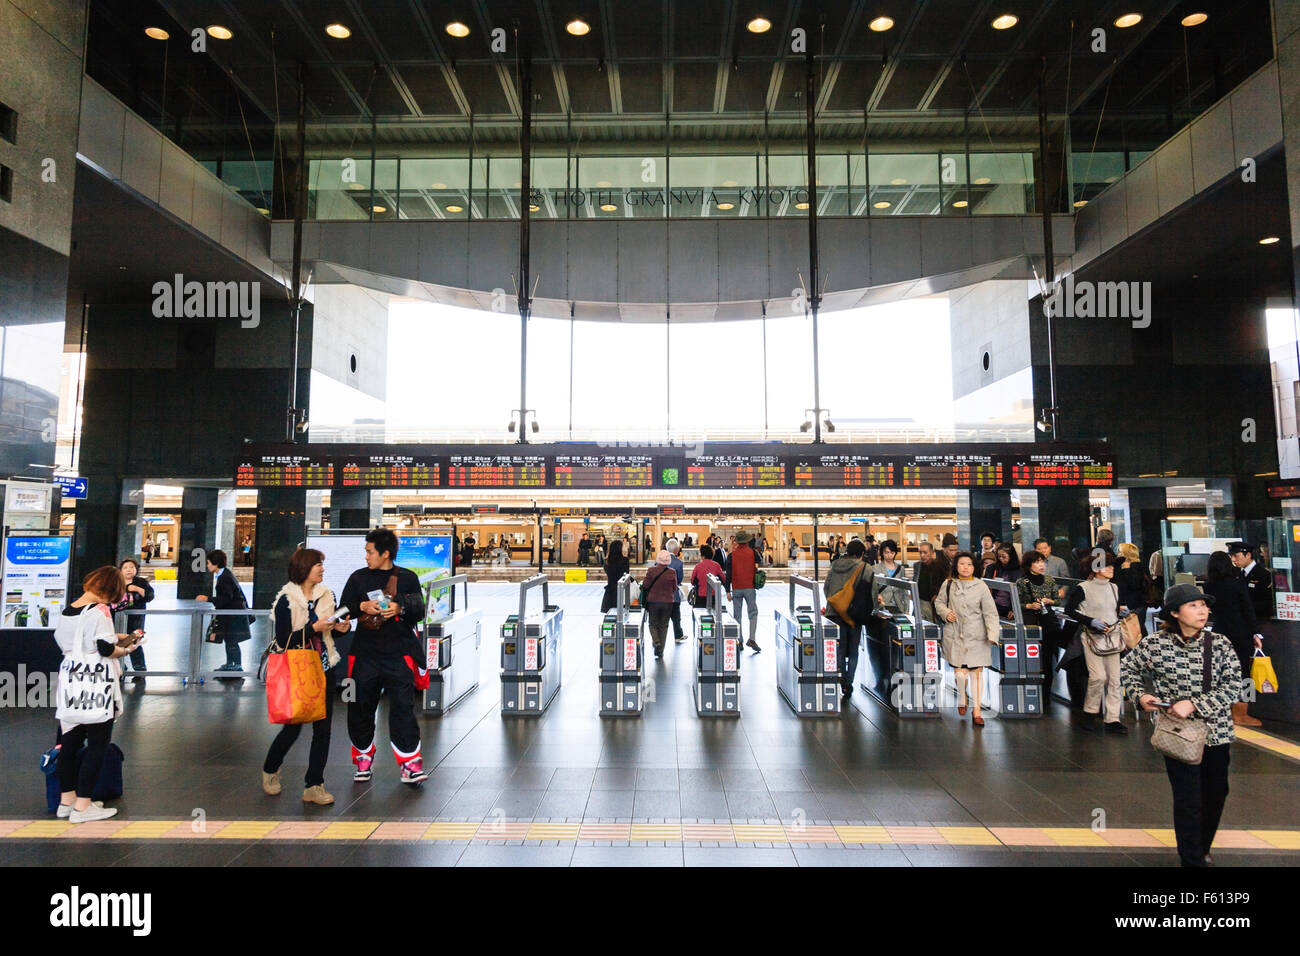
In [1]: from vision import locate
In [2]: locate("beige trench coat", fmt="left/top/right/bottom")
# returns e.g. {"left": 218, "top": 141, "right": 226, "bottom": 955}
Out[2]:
{"left": 933, "top": 577, "right": 1001, "bottom": 668}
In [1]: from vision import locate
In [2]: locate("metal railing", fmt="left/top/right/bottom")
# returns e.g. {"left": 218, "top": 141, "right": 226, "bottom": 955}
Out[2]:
{"left": 112, "top": 605, "right": 273, "bottom": 685}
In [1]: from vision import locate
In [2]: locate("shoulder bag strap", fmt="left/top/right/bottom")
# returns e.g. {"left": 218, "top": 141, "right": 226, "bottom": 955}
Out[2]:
{"left": 1202, "top": 632, "right": 1212, "bottom": 694}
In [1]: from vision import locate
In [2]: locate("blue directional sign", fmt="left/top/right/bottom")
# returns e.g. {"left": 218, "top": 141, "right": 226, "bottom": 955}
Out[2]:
{"left": 52, "top": 475, "right": 88, "bottom": 499}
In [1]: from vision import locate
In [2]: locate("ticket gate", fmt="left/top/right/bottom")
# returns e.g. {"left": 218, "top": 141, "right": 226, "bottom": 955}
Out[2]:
{"left": 981, "top": 579, "right": 1044, "bottom": 718}
{"left": 500, "top": 574, "right": 564, "bottom": 716}
{"left": 772, "top": 576, "right": 841, "bottom": 716}
{"left": 599, "top": 574, "right": 646, "bottom": 717}
{"left": 858, "top": 576, "right": 942, "bottom": 717}
{"left": 694, "top": 573, "right": 741, "bottom": 716}
{"left": 419, "top": 574, "right": 483, "bottom": 715}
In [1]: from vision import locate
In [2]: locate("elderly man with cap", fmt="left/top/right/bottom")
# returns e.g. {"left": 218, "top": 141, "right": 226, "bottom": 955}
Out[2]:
{"left": 1227, "top": 542, "right": 1273, "bottom": 620}
{"left": 1122, "top": 583, "right": 1242, "bottom": 868}
{"left": 725, "top": 530, "right": 762, "bottom": 652}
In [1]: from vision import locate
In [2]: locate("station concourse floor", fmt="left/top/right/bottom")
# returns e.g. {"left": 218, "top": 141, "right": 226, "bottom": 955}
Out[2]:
{"left": 2, "top": 582, "right": 1298, "bottom": 868}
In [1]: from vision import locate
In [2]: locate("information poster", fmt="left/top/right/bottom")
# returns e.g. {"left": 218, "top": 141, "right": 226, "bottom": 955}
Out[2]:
{"left": 398, "top": 534, "right": 454, "bottom": 622}
{"left": 2, "top": 536, "right": 71, "bottom": 629}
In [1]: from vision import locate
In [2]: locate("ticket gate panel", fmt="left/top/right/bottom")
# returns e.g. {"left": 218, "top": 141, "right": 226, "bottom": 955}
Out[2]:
{"left": 694, "top": 612, "right": 741, "bottom": 716}
{"left": 773, "top": 607, "right": 841, "bottom": 716}
{"left": 599, "top": 609, "right": 646, "bottom": 717}
{"left": 858, "top": 613, "right": 942, "bottom": 717}
{"left": 421, "top": 608, "right": 484, "bottom": 715}
{"left": 500, "top": 606, "right": 564, "bottom": 716}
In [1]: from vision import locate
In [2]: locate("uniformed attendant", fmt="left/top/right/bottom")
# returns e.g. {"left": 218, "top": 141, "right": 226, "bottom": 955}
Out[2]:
{"left": 1228, "top": 542, "right": 1272, "bottom": 620}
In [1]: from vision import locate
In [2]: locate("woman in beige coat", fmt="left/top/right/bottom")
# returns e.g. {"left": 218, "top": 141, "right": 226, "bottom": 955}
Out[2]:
{"left": 933, "top": 552, "right": 1002, "bottom": 726}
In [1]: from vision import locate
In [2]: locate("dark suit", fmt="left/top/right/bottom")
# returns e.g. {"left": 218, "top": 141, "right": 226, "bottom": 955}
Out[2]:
{"left": 1205, "top": 576, "right": 1259, "bottom": 674}
{"left": 1241, "top": 561, "right": 1273, "bottom": 620}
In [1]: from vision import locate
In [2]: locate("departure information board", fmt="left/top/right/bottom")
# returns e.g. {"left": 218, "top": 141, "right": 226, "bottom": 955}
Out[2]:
{"left": 687, "top": 455, "right": 785, "bottom": 489}
{"left": 793, "top": 455, "right": 895, "bottom": 488}
{"left": 554, "top": 455, "right": 654, "bottom": 488}
{"left": 235, "top": 453, "right": 334, "bottom": 488}
{"left": 339, "top": 454, "right": 439, "bottom": 488}
{"left": 1009, "top": 454, "right": 1115, "bottom": 487}
{"left": 447, "top": 455, "right": 546, "bottom": 487}
{"left": 902, "top": 454, "right": 1003, "bottom": 488}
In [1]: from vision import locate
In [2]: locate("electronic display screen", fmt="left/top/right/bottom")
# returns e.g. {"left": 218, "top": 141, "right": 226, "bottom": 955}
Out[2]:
{"left": 235, "top": 453, "right": 334, "bottom": 488}
{"left": 686, "top": 455, "right": 785, "bottom": 489}
{"left": 553, "top": 455, "right": 654, "bottom": 488}
{"left": 901, "top": 454, "right": 1003, "bottom": 488}
{"left": 446, "top": 455, "right": 546, "bottom": 487}
{"left": 338, "top": 454, "right": 440, "bottom": 488}
{"left": 792, "top": 455, "right": 895, "bottom": 488}
{"left": 1009, "top": 454, "right": 1115, "bottom": 488}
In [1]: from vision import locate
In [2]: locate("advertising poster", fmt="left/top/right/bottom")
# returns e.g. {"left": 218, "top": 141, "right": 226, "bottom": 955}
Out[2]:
{"left": 397, "top": 534, "right": 454, "bottom": 622}
{"left": 3, "top": 536, "right": 72, "bottom": 629}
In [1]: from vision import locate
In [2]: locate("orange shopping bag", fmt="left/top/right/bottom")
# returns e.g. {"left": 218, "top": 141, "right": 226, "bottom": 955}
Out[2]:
{"left": 266, "top": 644, "right": 326, "bottom": 725}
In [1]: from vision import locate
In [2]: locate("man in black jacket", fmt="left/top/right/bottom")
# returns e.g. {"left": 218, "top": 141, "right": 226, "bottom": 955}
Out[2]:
{"left": 340, "top": 528, "right": 429, "bottom": 784}
{"left": 1228, "top": 542, "right": 1273, "bottom": 620}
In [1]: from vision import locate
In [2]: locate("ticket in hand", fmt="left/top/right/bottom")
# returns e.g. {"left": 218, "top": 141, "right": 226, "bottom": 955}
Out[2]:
{"left": 326, "top": 606, "right": 350, "bottom": 623}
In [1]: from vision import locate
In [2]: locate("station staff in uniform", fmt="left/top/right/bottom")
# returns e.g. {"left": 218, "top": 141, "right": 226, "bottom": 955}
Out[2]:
{"left": 339, "top": 528, "right": 429, "bottom": 785}
{"left": 1228, "top": 542, "right": 1272, "bottom": 620}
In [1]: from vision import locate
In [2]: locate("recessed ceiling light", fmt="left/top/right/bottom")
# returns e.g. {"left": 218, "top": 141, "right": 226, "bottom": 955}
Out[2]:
{"left": 722, "top": 180, "right": 738, "bottom": 187}
{"left": 372, "top": 205, "right": 387, "bottom": 214}
{"left": 991, "top": 14, "right": 1018, "bottom": 30}
{"left": 529, "top": 204, "right": 540, "bottom": 212}
{"left": 747, "top": 17, "right": 772, "bottom": 33}
{"left": 873, "top": 200, "right": 891, "bottom": 209}
{"left": 1181, "top": 12, "right": 1208, "bottom": 27}
{"left": 1104, "top": 175, "right": 1119, "bottom": 183}
{"left": 326, "top": 23, "right": 351, "bottom": 39}
{"left": 206, "top": 25, "right": 233, "bottom": 40}
{"left": 513, "top": 181, "right": 522, "bottom": 188}
{"left": 445, "top": 21, "right": 470, "bottom": 38}
{"left": 346, "top": 182, "right": 365, "bottom": 190}
{"left": 952, "top": 200, "right": 968, "bottom": 208}
{"left": 1114, "top": 13, "right": 1142, "bottom": 28}
{"left": 717, "top": 202, "right": 735, "bottom": 210}
{"left": 868, "top": 16, "right": 895, "bottom": 32}
{"left": 431, "top": 182, "right": 446, "bottom": 189}
{"left": 973, "top": 176, "right": 991, "bottom": 185}
{"left": 890, "top": 177, "right": 907, "bottom": 185}
{"left": 566, "top": 19, "right": 590, "bottom": 36}
{"left": 600, "top": 203, "right": 618, "bottom": 211}
{"left": 595, "top": 180, "right": 612, "bottom": 188}
{"left": 256, "top": 207, "right": 270, "bottom": 215}
{"left": 1259, "top": 236, "right": 1280, "bottom": 245}
{"left": 445, "top": 204, "right": 464, "bottom": 213}
{"left": 794, "top": 201, "right": 809, "bottom": 210}
{"left": 144, "top": 26, "right": 170, "bottom": 40}
{"left": 1073, "top": 199, "right": 1089, "bottom": 208}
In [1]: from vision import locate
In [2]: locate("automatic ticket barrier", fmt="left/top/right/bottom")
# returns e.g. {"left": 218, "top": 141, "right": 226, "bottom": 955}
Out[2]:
{"left": 599, "top": 574, "right": 646, "bottom": 717}
{"left": 420, "top": 574, "right": 483, "bottom": 715}
{"left": 694, "top": 573, "right": 741, "bottom": 716}
{"left": 500, "top": 574, "right": 564, "bottom": 716}
{"left": 858, "top": 576, "right": 941, "bottom": 717}
{"left": 937, "top": 579, "right": 1044, "bottom": 718}
{"left": 772, "top": 576, "right": 841, "bottom": 716}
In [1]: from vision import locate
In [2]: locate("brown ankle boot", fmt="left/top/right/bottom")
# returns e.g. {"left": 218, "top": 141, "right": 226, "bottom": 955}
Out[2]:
{"left": 1232, "top": 702, "right": 1262, "bottom": 727}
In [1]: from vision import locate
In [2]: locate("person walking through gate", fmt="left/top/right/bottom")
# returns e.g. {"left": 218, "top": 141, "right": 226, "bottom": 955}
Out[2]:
{"left": 726, "top": 530, "right": 762, "bottom": 652}
{"left": 824, "top": 539, "right": 870, "bottom": 698}
{"left": 666, "top": 539, "right": 686, "bottom": 643}
{"left": 933, "top": 552, "right": 1001, "bottom": 726}
{"left": 600, "top": 539, "right": 631, "bottom": 613}
{"left": 641, "top": 551, "right": 680, "bottom": 660}
{"left": 339, "top": 529, "right": 429, "bottom": 784}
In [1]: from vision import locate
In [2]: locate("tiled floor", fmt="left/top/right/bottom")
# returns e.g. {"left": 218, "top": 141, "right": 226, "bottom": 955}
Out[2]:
{"left": 4, "top": 583, "right": 1297, "bottom": 867}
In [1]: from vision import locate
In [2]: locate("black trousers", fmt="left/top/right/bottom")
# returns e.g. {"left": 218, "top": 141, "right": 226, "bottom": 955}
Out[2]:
{"left": 57, "top": 719, "right": 114, "bottom": 799}
{"left": 1164, "top": 743, "right": 1231, "bottom": 867}
{"left": 347, "top": 654, "right": 421, "bottom": 761}
{"left": 265, "top": 668, "right": 335, "bottom": 786}
{"left": 670, "top": 601, "right": 684, "bottom": 639}
{"left": 835, "top": 623, "right": 862, "bottom": 689}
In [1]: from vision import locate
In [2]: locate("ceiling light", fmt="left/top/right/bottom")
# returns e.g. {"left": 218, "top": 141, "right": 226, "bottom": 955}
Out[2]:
{"left": 595, "top": 180, "right": 612, "bottom": 187}
{"left": 1104, "top": 175, "right": 1119, "bottom": 183}
{"left": 868, "top": 16, "right": 895, "bottom": 32}
{"left": 1114, "top": 13, "right": 1142, "bottom": 28}
{"left": 747, "top": 17, "right": 772, "bottom": 33}
{"left": 1181, "top": 12, "right": 1208, "bottom": 27}
{"left": 566, "top": 19, "right": 590, "bottom": 36}
{"left": 722, "top": 179, "right": 738, "bottom": 187}
{"left": 991, "top": 14, "right": 1018, "bottom": 30}
{"left": 529, "top": 204, "right": 540, "bottom": 212}
{"left": 144, "top": 26, "right": 170, "bottom": 40}
{"left": 1073, "top": 199, "right": 1088, "bottom": 208}
{"left": 346, "top": 182, "right": 365, "bottom": 190}
{"left": 890, "top": 177, "right": 907, "bottom": 185}
{"left": 431, "top": 182, "right": 446, "bottom": 189}
{"left": 1259, "top": 236, "right": 1280, "bottom": 245}
{"left": 446, "top": 204, "right": 464, "bottom": 213}
{"left": 794, "top": 201, "right": 809, "bottom": 210}
{"left": 600, "top": 203, "right": 617, "bottom": 211}
{"left": 325, "top": 23, "right": 351, "bottom": 39}
{"left": 717, "top": 202, "right": 735, "bottom": 210}
{"left": 973, "top": 176, "right": 991, "bottom": 185}
{"left": 873, "top": 200, "right": 891, "bottom": 209}
{"left": 952, "top": 200, "right": 968, "bottom": 208}
{"left": 445, "top": 21, "right": 470, "bottom": 37}
{"left": 206, "top": 25, "right": 233, "bottom": 40}
{"left": 372, "top": 205, "right": 387, "bottom": 214}
{"left": 256, "top": 207, "right": 270, "bottom": 215}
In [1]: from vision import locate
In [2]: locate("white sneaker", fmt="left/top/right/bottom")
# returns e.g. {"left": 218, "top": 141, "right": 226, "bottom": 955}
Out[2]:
{"left": 68, "top": 805, "right": 118, "bottom": 824}
{"left": 56, "top": 801, "right": 103, "bottom": 819}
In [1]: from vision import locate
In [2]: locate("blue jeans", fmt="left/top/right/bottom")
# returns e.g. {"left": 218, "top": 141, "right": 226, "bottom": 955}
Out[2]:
{"left": 731, "top": 588, "right": 758, "bottom": 643}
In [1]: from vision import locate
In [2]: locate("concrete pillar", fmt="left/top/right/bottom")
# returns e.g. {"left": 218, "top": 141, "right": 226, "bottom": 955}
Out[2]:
{"left": 962, "top": 489, "right": 1012, "bottom": 550}
{"left": 178, "top": 488, "right": 218, "bottom": 600}
{"left": 1036, "top": 487, "right": 1093, "bottom": 568}
{"left": 1017, "top": 490, "right": 1041, "bottom": 553}
{"left": 1127, "top": 486, "right": 1168, "bottom": 561}
{"left": 253, "top": 489, "right": 307, "bottom": 608}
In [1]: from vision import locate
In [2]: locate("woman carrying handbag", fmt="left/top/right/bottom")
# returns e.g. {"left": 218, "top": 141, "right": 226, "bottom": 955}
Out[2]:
{"left": 1064, "top": 551, "right": 1130, "bottom": 734}
{"left": 1123, "top": 584, "right": 1242, "bottom": 867}
{"left": 933, "top": 552, "right": 1002, "bottom": 726}
{"left": 262, "top": 548, "right": 350, "bottom": 805}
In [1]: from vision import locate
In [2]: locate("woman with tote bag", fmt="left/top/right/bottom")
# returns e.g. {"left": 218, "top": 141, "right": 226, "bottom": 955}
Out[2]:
{"left": 53, "top": 566, "right": 141, "bottom": 823}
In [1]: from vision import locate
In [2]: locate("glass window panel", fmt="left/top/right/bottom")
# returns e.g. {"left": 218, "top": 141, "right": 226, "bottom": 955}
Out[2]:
{"left": 939, "top": 153, "right": 969, "bottom": 216}
{"left": 968, "top": 152, "right": 1035, "bottom": 214}
{"left": 487, "top": 156, "right": 521, "bottom": 219}
{"left": 527, "top": 156, "right": 569, "bottom": 219}
{"left": 372, "top": 159, "right": 398, "bottom": 220}
{"left": 576, "top": 155, "right": 666, "bottom": 219}
{"left": 398, "top": 157, "right": 469, "bottom": 220}
{"left": 571, "top": 319, "right": 667, "bottom": 436}
{"left": 1070, "top": 151, "right": 1124, "bottom": 207}
{"left": 814, "top": 154, "right": 850, "bottom": 215}
{"left": 868, "top": 153, "right": 939, "bottom": 216}
{"left": 667, "top": 155, "right": 760, "bottom": 218}
{"left": 766, "top": 154, "right": 808, "bottom": 216}
{"left": 666, "top": 316, "right": 766, "bottom": 431}
{"left": 308, "top": 158, "right": 370, "bottom": 220}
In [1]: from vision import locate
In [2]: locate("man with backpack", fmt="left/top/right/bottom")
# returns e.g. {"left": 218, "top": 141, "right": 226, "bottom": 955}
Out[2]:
{"left": 823, "top": 539, "right": 872, "bottom": 698}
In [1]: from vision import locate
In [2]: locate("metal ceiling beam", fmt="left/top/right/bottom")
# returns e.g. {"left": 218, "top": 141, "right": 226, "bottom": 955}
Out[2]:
{"left": 404, "top": 0, "right": 473, "bottom": 117}
{"left": 762, "top": 0, "right": 802, "bottom": 114}
{"left": 917, "top": 0, "right": 996, "bottom": 110}
{"left": 275, "top": 0, "right": 373, "bottom": 116}
{"left": 534, "top": 0, "right": 572, "bottom": 114}
{"left": 596, "top": 0, "right": 620, "bottom": 113}
{"left": 343, "top": 0, "right": 422, "bottom": 115}
{"left": 474, "top": 1, "right": 522, "bottom": 116}
{"left": 663, "top": 0, "right": 674, "bottom": 116}
{"left": 866, "top": 0, "right": 929, "bottom": 111}
{"left": 712, "top": 0, "right": 737, "bottom": 114}
{"left": 813, "top": 0, "right": 867, "bottom": 115}
{"left": 970, "top": 0, "right": 1059, "bottom": 111}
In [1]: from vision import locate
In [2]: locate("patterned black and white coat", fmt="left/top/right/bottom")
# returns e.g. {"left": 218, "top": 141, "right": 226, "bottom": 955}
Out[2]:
{"left": 1120, "top": 626, "right": 1243, "bottom": 747}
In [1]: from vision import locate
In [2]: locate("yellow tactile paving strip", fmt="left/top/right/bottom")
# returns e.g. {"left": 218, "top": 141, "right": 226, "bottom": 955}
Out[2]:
{"left": 3, "top": 819, "right": 1297, "bottom": 850}
{"left": 1235, "top": 727, "right": 1300, "bottom": 761}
